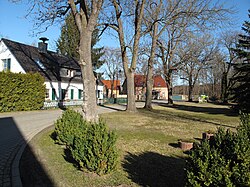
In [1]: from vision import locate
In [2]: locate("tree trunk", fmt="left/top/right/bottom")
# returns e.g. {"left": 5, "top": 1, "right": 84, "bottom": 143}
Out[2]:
{"left": 188, "top": 85, "right": 194, "bottom": 102}
{"left": 145, "top": 58, "right": 153, "bottom": 109}
{"left": 221, "top": 72, "right": 228, "bottom": 103}
{"left": 79, "top": 33, "right": 98, "bottom": 121}
{"left": 166, "top": 72, "right": 173, "bottom": 104}
{"left": 145, "top": 18, "right": 158, "bottom": 109}
{"left": 126, "top": 70, "right": 136, "bottom": 112}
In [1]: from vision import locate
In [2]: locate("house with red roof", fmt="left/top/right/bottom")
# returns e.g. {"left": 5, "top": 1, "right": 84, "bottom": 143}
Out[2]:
{"left": 123, "top": 74, "right": 168, "bottom": 100}
{"left": 102, "top": 80, "right": 121, "bottom": 98}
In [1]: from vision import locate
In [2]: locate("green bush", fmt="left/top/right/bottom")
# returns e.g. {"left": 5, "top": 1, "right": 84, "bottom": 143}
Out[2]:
{"left": 0, "top": 71, "right": 45, "bottom": 112}
{"left": 70, "top": 120, "right": 118, "bottom": 175}
{"left": 185, "top": 113, "right": 250, "bottom": 186}
{"left": 54, "top": 109, "right": 87, "bottom": 146}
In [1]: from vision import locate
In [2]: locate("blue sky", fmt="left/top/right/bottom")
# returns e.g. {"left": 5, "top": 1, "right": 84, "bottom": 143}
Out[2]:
{"left": 0, "top": 0, "right": 249, "bottom": 51}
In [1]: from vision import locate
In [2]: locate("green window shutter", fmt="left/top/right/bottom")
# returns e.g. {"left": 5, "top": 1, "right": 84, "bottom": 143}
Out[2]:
{"left": 71, "top": 89, "right": 74, "bottom": 100}
{"left": 78, "top": 89, "right": 82, "bottom": 99}
{"left": 7, "top": 59, "right": 11, "bottom": 70}
{"left": 62, "top": 89, "right": 66, "bottom": 100}
{"left": 52, "top": 88, "right": 56, "bottom": 100}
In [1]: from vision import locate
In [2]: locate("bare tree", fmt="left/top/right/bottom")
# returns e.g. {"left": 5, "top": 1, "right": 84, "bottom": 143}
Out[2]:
{"left": 107, "top": 0, "right": 146, "bottom": 112}
{"left": 16, "top": 0, "right": 104, "bottom": 121}
{"left": 219, "top": 31, "right": 240, "bottom": 103}
{"left": 102, "top": 47, "right": 122, "bottom": 98}
{"left": 143, "top": 0, "right": 162, "bottom": 109}
{"left": 177, "top": 33, "right": 217, "bottom": 101}
{"left": 154, "top": 0, "right": 233, "bottom": 104}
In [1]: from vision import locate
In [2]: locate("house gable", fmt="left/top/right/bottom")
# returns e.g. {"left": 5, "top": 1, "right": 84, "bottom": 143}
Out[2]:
{"left": 1, "top": 38, "right": 82, "bottom": 83}
{"left": 0, "top": 40, "right": 25, "bottom": 73}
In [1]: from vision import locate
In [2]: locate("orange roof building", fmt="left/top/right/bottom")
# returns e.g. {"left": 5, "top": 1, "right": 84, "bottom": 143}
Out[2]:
{"left": 122, "top": 74, "right": 168, "bottom": 100}
{"left": 102, "top": 80, "right": 121, "bottom": 98}
{"left": 102, "top": 80, "right": 120, "bottom": 90}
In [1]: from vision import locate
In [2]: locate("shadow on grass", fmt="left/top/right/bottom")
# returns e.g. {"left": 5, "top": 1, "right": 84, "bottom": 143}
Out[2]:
{"left": 99, "top": 104, "right": 125, "bottom": 111}
{"left": 139, "top": 108, "right": 236, "bottom": 129}
{"left": 158, "top": 102, "right": 238, "bottom": 117}
{"left": 63, "top": 148, "right": 79, "bottom": 169}
{"left": 169, "top": 143, "right": 179, "bottom": 148}
{"left": 20, "top": 145, "right": 54, "bottom": 187}
{"left": 122, "top": 151, "right": 185, "bottom": 187}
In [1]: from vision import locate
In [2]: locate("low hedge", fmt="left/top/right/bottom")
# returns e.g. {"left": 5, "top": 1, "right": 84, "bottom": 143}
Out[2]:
{"left": 0, "top": 71, "right": 45, "bottom": 112}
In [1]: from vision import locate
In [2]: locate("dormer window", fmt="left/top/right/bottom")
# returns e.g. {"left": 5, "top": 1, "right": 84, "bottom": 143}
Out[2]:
{"left": 2, "top": 58, "right": 11, "bottom": 71}
{"left": 36, "top": 60, "right": 46, "bottom": 70}
{"left": 67, "top": 69, "right": 76, "bottom": 77}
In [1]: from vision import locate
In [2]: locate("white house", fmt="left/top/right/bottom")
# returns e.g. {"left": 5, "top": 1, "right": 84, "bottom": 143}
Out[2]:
{"left": 0, "top": 38, "right": 103, "bottom": 104}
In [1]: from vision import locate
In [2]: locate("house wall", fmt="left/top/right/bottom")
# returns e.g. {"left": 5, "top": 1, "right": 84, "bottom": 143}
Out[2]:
{"left": 135, "top": 86, "right": 168, "bottom": 100}
{"left": 135, "top": 86, "right": 146, "bottom": 101}
{"left": 153, "top": 87, "right": 168, "bottom": 100}
{"left": 45, "top": 81, "right": 104, "bottom": 101}
{"left": 0, "top": 41, "right": 25, "bottom": 73}
{"left": 104, "top": 89, "right": 120, "bottom": 98}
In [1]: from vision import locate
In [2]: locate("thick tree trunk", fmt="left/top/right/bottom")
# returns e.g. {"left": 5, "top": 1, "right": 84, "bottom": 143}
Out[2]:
{"left": 126, "top": 70, "right": 136, "bottom": 112}
{"left": 79, "top": 33, "right": 98, "bottom": 121}
{"left": 145, "top": 58, "right": 153, "bottom": 109}
{"left": 165, "top": 72, "right": 173, "bottom": 104}
{"left": 145, "top": 19, "right": 158, "bottom": 109}
{"left": 188, "top": 85, "right": 194, "bottom": 102}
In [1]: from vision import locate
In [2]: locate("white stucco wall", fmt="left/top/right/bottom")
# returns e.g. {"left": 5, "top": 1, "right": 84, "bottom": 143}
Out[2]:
{"left": 45, "top": 81, "right": 104, "bottom": 101}
{"left": 0, "top": 40, "right": 25, "bottom": 73}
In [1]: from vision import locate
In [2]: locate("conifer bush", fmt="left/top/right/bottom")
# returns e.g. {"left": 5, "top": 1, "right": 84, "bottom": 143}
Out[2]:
{"left": 70, "top": 120, "right": 118, "bottom": 175}
{"left": 54, "top": 109, "right": 87, "bottom": 146}
{"left": 185, "top": 113, "right": 250, "bottom": 186}
{"left": 54, "top": 110, "right": 118, "bottom": 175}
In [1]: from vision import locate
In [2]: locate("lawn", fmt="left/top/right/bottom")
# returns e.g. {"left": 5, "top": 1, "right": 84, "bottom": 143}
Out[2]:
{"left": 20, "top": 102, "right": 239, "bottom": 187}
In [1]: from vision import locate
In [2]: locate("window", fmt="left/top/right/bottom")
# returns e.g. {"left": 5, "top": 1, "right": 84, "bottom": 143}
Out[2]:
{"left": 67, "top": 69, "right": 76, "bottom": 77}
{"left": 78, "top": 89, "right": 83, "bottom": 99}
{"left": 45, "top": 89, "right": 49, "bottom": 98}
{"left": 2, "top": 59, "right": 11, "bottom": 71}
{"left": 61, "top": 89, "right": 68, "bottom": 100}
{"left": 35, "top": 60, "right": 46, "bottom": 70}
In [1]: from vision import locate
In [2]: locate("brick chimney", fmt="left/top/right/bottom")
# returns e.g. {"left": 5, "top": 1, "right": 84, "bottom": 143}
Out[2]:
{"left": 38, "top": 37, "right": 49, "bottom": 53}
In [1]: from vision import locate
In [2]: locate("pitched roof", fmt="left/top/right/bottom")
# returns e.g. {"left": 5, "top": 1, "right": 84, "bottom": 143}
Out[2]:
{"left": 153, "top": 75, "right": 167, "bottom": 87}
{"left": 1, "top": 38, "right": 82, "bottom": 83}
{"left": 134, "top": 74, "right": 167, "bottom": 88}
{"left": 134, "top": 74, "right": 146, "bottom": 87}
{"left": 102, "top": 80, "right": 120, "bottom": 90}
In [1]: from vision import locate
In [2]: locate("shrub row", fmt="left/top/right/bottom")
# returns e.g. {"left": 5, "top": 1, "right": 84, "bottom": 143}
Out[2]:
{"left": 0, "top": 71, "right": 45, "bottom": 112}
{"left": 186, "top": 113, "right": 250, "bottom": 186}
{"left": 54, "top": 109, "right": 118, "bottom": 175}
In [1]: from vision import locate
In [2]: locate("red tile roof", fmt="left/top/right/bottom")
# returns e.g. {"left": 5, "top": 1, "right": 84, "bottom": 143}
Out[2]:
{"left": 102, "top": 80, "right": 120, "bottom": 90}
{"left": 134, "top": 74, "right": 167, "bottom": 88}
{"left": 153, "top": 75, "right": 167, "bottom": 87}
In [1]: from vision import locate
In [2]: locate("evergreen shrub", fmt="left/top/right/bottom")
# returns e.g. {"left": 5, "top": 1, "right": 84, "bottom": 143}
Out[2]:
{"left": 185, "top": 113, "right": 250, "bottom": 186}
{"left": 54, "top": 110, "right": 119, "bottom": 175}
{"left": 70, "top": 120, "right": 118, "bottom": 175}
{"left": 0, "top": 71, "right": 45, "bottom": 112}
{"left": 54, "top": 109, "right": 87, "bottom": 146}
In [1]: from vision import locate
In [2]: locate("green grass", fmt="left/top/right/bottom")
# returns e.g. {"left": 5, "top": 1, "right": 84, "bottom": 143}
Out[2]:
{"left": 21, "top": 102, "right": 239, "bottom": 187}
